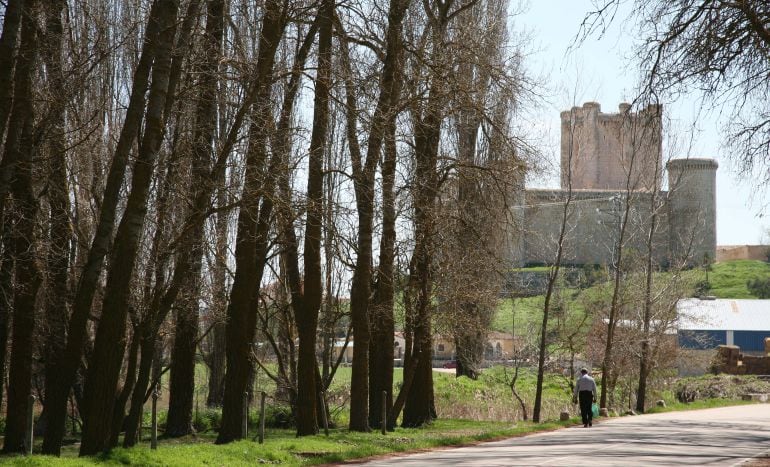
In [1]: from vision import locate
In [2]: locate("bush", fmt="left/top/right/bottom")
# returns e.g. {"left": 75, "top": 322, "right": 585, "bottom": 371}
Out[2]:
{"left": 262, "top": 404, "right": 295, "bottom": 429}
{"left": 192, "top": 408, "right": 221, "bottom": 433}
{"left": 675, "top": 375, "right": 770, "bottom": 402}
{"left": 747, "top": 277, "right": 770, "bottom": 298}
{"left": 694, "top": 279, "right": 712, "bottom": 296}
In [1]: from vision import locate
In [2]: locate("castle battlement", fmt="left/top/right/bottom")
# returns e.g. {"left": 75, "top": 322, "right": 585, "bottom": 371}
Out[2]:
{"left": 560, "top": 102, "right": 663, "bottom": 191}
{"left": 510, "top": 103, "right": 717, "bottom": 267}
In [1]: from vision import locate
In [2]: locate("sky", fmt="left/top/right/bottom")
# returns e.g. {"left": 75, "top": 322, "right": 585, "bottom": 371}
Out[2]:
{"left": 516, "top": 1, "right": 767, "bottom": 245}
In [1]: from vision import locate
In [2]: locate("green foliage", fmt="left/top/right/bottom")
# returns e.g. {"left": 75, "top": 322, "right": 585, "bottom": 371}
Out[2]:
{"left": 695, "top": 260, "right": 770, "bottom": 298}
{"left": 5, "top": 420, "right": 573, "bottom": 466}
{"left": 747, "top": 277, "right": 770, "bottom": 298}
{"left": 261, "top": 404, "right": 295, "bottom": 429}
{"left": 693, "top": 279, "right": 712, "bottom": 296}
{"left": 192, "top": 408, "right": 221, "bottom": 433}
{"left": 674, "top": 374, "right": 770, "bottom": 403}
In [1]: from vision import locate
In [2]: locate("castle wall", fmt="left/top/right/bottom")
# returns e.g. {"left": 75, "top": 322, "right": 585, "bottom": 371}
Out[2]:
{"left": 518, "top": 188, "right": 669, "bottom": 266}
{"left": 667, "top": 158, "right": 718, "bottom": 264}
{"left": 716, "top": 245, "right": 770, "bottom": 262}
{"left": 509, "top": 103, "right": 718, "bottom": 269}
{"left": 561, "top": 102, "right": 662, "bottom": 191}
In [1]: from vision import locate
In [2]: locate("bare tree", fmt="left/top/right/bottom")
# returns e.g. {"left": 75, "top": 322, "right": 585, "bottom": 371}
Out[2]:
{"left": 583, "top": 1, "right": 770, "bottom": 184}
{"left": 166, "top": 0, "right": 226, "bottom": 437}
{"left": 532, "top": 107, "right": 576, "bottom": 423}
{"left": 43, "top": 0, "right": 170, "bottom": 453}
{"left": 215, "top": 0, "right": 290, "bottom": 444}
{"left": 337, "top": 0, "right": 410, "bottom": 431}
{"left": 2, "top": 0, "right": 41, "bottom": 452}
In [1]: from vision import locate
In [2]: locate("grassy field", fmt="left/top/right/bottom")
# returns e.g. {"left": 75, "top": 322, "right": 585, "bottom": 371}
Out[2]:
{"left": 2, "top": 371, "right": 763, "bottom": 465}
{"left": 697, "top": 260, "right": 770, "bottom": 298}
{"left": 492, "top": 259, "right": 770, "bottom": 333}
{"left": 3, "top": 419, "right": 576, "bottom": 466}
{"left": 5, "top": 259, "right": 768, "bottom": 465}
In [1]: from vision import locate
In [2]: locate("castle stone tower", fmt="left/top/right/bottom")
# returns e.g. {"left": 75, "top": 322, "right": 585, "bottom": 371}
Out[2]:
{"left": 667, "top": 158, "right": 718, "bottom": 264}
{"left": 560, "top": 102, "right": 662, "bottom": 191}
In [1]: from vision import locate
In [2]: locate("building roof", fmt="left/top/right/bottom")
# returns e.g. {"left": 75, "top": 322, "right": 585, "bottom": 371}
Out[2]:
{"left": 678, "top": 298, "right": 770, "bottom": 331}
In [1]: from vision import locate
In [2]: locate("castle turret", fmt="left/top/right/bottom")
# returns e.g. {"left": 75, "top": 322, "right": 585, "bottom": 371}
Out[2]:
{"left": 667, "top": 158, "right": 718, "bottom": 265}
{"left": 560, "top": 102, "right": 662, "bottom": 191}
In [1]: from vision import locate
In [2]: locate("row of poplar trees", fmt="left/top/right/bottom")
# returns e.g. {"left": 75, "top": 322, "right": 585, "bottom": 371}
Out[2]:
{"left": 0, "top": 0, "right": 525, "bottom": 456}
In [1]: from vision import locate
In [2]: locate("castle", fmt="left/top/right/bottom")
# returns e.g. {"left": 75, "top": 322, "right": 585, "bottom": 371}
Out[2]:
{"left": 510, "top": 102, "right": 718, "bottom": 267}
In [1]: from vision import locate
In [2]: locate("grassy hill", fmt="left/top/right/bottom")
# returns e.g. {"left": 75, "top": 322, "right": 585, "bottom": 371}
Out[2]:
{"left": 697, "top": 259, "right": 770, "bottom": 298}
{"left": 492, "top": 260, "right": 770, "bottom": 334}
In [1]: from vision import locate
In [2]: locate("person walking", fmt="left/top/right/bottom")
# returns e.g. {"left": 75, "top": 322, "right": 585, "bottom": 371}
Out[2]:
{"left": 573, "top": 367, "right": 597, "bottom": 427}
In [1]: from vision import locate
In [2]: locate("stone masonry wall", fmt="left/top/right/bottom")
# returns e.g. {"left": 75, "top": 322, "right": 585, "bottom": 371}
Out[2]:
{"left": 560, "top": 102, "right": 662, "bottom": 191}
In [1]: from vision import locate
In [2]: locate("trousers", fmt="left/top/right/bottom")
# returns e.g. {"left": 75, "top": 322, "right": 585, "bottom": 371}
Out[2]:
{"left": 579, "top": 390, "right": 593, "bottom": 425}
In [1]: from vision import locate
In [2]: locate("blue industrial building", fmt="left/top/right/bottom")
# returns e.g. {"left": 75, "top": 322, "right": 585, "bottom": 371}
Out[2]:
{"left": 678, "top": 298, "right": 770, "bottom": 353}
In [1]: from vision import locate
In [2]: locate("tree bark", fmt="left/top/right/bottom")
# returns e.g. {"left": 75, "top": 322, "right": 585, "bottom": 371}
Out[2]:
{"left": 109, "top": 325, "right": 140, "bottom": 447}
{"left": 292, "top": 0, "right": 333, "bottom": 437}
{"left": 165, "top": 0, "right": 224, "bottom": 437}
{"left": 79, "top": 0, "right": 180, "bottom": 455}
{"left": 2, "top": 1, "right": 41, "bottom": 452}
{"left": 339, "top": 0, "right": 409, "bottom": 432}
{"left": 401, "top": 104, "right": 441, "bottom": 427}
{"left": 39, "top": 0, "right": 72, "bottom": 436}
{"left": 206, "top": 176, "right": 229, "bottom": 408}
{"left": 122, "top": 328, "right": 156, "bottom": 447}
{"left": 166, "top": 287, "right": 199, "bottom": 437}
{"left": 42, "top": 0, "right": 164, "bottom": 454}
{"left": 369, "top": 117, "right": 398, "bottom": 429}
{"left": 216, "top": 0, "right": 287, "bottom": 444}
{"left": 0, "top": 223, "right": 13, "bottom": 413}
{"left": 0, "top": 0, "right": 25, "bottom": 146}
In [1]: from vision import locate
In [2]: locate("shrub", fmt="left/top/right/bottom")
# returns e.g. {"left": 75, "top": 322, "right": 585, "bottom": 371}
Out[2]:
{"left": 262, "top": 404, "right": 295, "bottom": 429}
{"left": 747, "top": 277, "right": 770, "bottom": 298}
{"left": 192, "top": 408, "right": 221, "bottom": 433}
{"left": 694, "top": 279, "right": 712, "bottom": 296}
{"left": 675, "top": 375, "right": 770, "bottom": 402}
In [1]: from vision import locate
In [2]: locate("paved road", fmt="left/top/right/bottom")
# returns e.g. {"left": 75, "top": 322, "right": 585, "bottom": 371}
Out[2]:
{"left": 349, "top": 404, "right": 770, "bottom": 466}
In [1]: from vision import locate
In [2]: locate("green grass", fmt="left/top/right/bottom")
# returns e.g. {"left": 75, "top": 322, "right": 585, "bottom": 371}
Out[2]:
{"left": 645, "top": 398, "right": 754, "bottom": 414}
{"left": 4, "top": 419, "right": 574, "bottom": 466}
{"left": 697, "top": 260, "right": 770, "bottom": 298}
{"left": 494, "top": 260, "right": 770, "bottom": 334}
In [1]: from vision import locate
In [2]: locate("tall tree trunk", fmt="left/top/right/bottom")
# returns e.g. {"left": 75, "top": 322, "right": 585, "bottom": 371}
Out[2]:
{"left": 2, "top": 0, "right": 41, "bottom": 453}
{"left": 0, "top": 223, "right": 13, "bottom": 413}
{"left": 292, "top": 0, "right": 333, "bottom": 437}
{"left": 636, "top": 114, "right": 663, "bottom": 414}
{"left": 532, "top": 106, "right": 576, "bottom": 422}
{"left": 39, "top": 0, "right": 71, "bottom": 436}
{"left": 0, "top": 0, "right": 25, "bottom": 148}
{"left": 206, "top": 178, "right": 229, "bottom": 408}
{"left": 165, "top": 280, "right": 201, "bottom": 437}
{"left": 340, "top": 0, "right": 409, "bottom": 432}
{"left": 122, "top": 328, "right": 156, "bottom": 447}
{"left": 402, "top": 107, "right": 441, "bottom": 427}
{"left": 166, "top": 0, "right": 224, "bottom": 437}
{"left": 369, "top": 117, "right": 398, "bottom": 429}
{"left": 599, "top": 165, "right": 636, "bottom": 411}
{"left": 79, "top": 0, "right": 180, "bottom": 454}
{"left": 401, "top": 0, "right": 459, "bottom": 428}
{"left": 216, "top": 0, "right": 287, "bottom": 444}
{"left": 42, "top": 0, "right": 164, "bottom": 454}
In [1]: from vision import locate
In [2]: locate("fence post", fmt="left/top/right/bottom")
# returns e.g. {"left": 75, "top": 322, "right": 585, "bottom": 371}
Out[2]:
{"left": 242, "top": 391, "right": 249, "bottom": 438}
{"left": 151, "top": 384, "right": 159, "bottom": 450}
{"left": 26, "top": 394, "right": 36, "bottom": 455}
{"left": 381, "top": 391, "right": 387, "bottom": 435}
{"left": 258, "top": 391, "right": 266, "bottom": 444}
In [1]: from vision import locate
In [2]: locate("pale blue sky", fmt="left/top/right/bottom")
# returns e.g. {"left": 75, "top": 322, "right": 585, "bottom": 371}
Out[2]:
{"left": 517, "top": 1, "right": 766, "bottom": 245}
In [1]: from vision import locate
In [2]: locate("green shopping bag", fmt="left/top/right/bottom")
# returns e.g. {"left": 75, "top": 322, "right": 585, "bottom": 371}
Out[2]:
{"left": 591, "top": 403, "right": 600, "bottom": 417}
